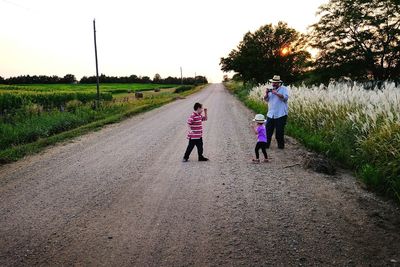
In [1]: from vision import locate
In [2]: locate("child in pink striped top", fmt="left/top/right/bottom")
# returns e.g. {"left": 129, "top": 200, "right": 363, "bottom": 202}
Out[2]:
{"left": 183, "top": 102, "right": 209, "bottom": 162}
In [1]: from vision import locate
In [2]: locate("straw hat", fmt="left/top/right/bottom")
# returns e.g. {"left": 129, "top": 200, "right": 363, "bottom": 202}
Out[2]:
{"left": 269, "top": 75, "right": 283, "bottom": 83}
{"left": 252, "top": 114, "right": 266, "bottom": 122}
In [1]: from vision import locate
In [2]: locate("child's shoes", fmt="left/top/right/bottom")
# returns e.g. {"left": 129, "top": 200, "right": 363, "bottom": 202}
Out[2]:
{"left": 252, "top": 158, "right": 260, "bottom": 164}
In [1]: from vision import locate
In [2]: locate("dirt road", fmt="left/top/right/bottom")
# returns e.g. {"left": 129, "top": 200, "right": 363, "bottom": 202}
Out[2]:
{"left": 0, "top": 84, "right": 399, "bottom": 266}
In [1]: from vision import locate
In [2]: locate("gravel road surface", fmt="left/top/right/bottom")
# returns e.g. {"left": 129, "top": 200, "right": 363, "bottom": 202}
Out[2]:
{"left": 0, "top": 84, "right": 399, "bottom": 266}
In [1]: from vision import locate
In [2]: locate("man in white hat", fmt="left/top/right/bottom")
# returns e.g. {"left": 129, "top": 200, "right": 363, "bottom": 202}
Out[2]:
{"left": 263, "top": 75, "right": 289, "bottom": 149}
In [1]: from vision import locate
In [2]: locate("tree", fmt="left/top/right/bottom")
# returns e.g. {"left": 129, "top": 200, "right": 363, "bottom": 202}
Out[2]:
{"left": 140, "top": 76, "right": 151, "bottom": 83}
{"left": 220, "top": 22, "right": 311, "bottom": 84}
{"left": 153, "top": 73, "right": 161, "bottom": 83}
{"left": 60, "top": 74, "right": 77, "bottom": 84}
{"left": 79, "top": 76, "right": 97, "bottom": 83}
{"left": 309, "top": 0, "right": 400, "bottom": 81}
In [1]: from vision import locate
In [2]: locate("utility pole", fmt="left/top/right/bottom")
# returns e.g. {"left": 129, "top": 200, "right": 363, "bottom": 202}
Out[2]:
{"left": 93, "top": 19, "right": 100, "bottom": 109}
{"left": 180, "top": 66, "right": 183, "bottom": 84}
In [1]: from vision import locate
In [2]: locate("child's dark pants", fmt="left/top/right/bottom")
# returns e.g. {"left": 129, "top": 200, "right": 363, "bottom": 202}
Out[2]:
{"left": 255, "top": 141, "right": 268, "bottom": 159}
{"left": 184, "top": 138, "right": 204, "bottom": 160}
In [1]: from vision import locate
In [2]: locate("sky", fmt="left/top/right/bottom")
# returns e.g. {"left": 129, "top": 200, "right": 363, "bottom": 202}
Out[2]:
{"left": 0, "top": 0, "right": 328, "bottom": 83}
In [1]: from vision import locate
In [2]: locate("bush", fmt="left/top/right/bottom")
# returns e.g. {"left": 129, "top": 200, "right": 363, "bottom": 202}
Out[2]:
{"left": 21, "top": 103, "right": 44, "bottom": 116}
{"left": 174, "top": 85, "right": 194, "bottom": 93}
{"left": 66, "top": 100, "right": 83, "bottom": 112}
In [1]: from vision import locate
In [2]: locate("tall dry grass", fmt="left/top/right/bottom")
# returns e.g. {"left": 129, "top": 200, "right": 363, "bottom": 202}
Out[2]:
{"left": 248, "top": 81, "right": 400, "bottom": 201}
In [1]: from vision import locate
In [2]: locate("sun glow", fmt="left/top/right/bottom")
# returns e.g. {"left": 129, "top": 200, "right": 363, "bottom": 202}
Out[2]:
{"left": 280, "top": 47, "right": 290, "bottom": 56}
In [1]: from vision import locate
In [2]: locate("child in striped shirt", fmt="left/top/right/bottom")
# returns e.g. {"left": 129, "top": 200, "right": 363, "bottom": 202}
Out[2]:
{"left": 183, "top": 102, "right": 209, "bottom": 162}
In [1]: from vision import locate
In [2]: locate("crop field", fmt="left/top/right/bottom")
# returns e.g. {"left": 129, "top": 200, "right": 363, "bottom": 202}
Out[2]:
{"left": 0, "top": 83, "right": 176, "bottom": 111}
{"left": 0, "top": 83, "right": 197, "bottom": 163}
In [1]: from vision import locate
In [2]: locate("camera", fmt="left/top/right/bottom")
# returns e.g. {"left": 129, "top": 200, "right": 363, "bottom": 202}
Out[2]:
{"left": 267, "top": 88, "right": 272, "bottom": 93}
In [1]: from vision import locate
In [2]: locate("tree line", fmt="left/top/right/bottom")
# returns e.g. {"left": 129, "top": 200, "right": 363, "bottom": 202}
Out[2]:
{"left": 80, "top": 74, "right": 207, "bottom": 85}
{"left": 220, "top": 0, "right": 400, "bottom": 85}
{"left": 0, "top": 74, "right": 77, "bottom": 85}
{"left": 0, "top": 74, "right": 208, "bottom": 85}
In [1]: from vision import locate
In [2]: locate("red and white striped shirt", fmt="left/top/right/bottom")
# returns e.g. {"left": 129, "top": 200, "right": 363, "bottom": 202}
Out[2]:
{"left": 187, "top": 111, "right": 206, "bottom": 139}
